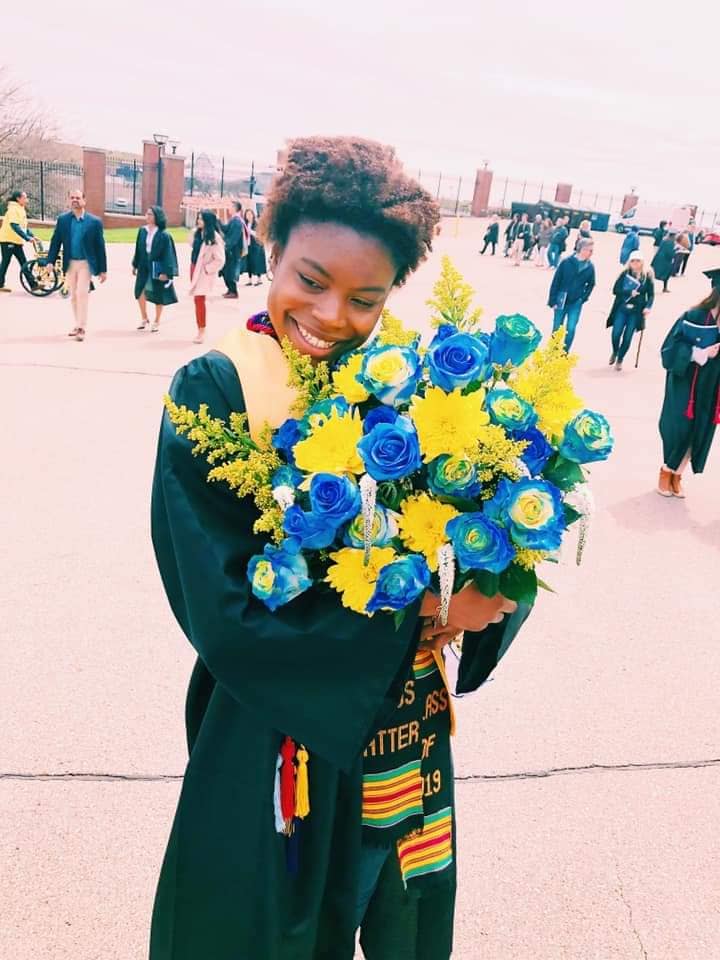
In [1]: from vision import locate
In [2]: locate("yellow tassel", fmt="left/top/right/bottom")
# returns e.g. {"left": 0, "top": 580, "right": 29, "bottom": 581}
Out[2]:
{"left": 295, "top": 746, "right": 310, "bottom": 819}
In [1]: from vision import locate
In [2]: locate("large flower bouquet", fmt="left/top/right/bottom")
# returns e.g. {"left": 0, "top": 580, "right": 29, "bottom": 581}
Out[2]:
{"left": 165, "top": 258, "right": 613, "bottom": 624}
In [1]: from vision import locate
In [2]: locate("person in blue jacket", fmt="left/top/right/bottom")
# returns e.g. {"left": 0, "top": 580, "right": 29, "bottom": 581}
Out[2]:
{"left": 619, "top": 226, "right": 640, "bottom": 264}
{"left": 46, "top": 189, "right": 107, "bottom": 341}
{"left": 548, "top": 238, "right": 596, "bottom": 350}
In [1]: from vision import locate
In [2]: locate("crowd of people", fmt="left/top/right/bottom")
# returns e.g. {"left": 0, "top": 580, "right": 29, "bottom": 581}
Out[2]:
{"left": 477, "top": 207, "right": 719, "bottom": 496}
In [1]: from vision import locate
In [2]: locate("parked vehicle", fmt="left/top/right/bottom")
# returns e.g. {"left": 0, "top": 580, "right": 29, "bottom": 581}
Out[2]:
{"left": 697, "top": 227, "right": 720, "bottom": 246}
{"left": 611, "top": 203, "right": 694, "bottom": 236}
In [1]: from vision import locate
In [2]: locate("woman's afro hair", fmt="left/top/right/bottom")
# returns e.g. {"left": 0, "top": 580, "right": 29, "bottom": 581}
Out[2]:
{"left": 259, "top": 136, "right": 440, "bottom": 286}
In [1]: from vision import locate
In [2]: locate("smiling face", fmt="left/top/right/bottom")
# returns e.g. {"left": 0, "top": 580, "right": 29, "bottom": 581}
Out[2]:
{"left": 267, "top": 221, "right": 397, "bottom": 364}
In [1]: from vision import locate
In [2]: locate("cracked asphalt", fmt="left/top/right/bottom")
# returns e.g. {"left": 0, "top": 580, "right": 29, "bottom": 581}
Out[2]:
{"left": 2, "top": 219, "right": 719, "bottom": 959}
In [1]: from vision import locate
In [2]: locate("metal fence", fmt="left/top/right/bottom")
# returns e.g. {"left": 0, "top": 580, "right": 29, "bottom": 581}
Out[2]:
{"left": 485, "top": 176, "right": 625, "bottom": 217}
{"left": 0, "top": 155, "right": 83, "bottom": 221}
{"left": 414, "top": 170, "right": 475, "bottom": 216}
{"left": 184, "top": 152, "right": 276, "bottom": 199}
{"left": 105, "top": 152, "right": 144, "bottom": 215}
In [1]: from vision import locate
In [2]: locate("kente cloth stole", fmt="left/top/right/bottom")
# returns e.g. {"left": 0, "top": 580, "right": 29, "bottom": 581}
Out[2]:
{"left": 217, "top": 322, "right": 456, "bottom": 887}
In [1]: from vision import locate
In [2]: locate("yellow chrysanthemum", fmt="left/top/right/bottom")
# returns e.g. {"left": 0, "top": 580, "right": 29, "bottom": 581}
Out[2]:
{"left": 326, "top": 546, "right": 397, "bottom": 614}
{"left": 293, "top": 409, "right": 364, "bottom": 475}
{"left": 511, "top": 328, "right": 582, "bottom": 440}
{"left": 332, "top": 354, "right": 370, "bottom": 403}
{"left": 397, "top": 493, "right": 459, "bottom": 572}
{"left": 409, "top": 386, "right": 490, "bottom": 462}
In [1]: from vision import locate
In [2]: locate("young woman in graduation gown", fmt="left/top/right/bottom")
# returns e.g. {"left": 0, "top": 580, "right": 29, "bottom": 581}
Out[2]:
{"left": 658, "top": 269, "right": 720, "bottom": 497}
{"left": 132, "top": 206, "right": 179, "bottom": 332}
{"left": 149, "top": 137, "right": 530, "bottom": 960}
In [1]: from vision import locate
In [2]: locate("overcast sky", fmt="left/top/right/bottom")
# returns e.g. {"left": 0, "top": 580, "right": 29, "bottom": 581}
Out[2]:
{"left": 4, "top": 0, "right": 720, "bottom": 209}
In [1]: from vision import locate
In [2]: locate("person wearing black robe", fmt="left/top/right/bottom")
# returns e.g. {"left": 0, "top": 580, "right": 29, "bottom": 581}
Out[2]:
{"left": 243, "top": 207, "right": 268, "bottom": 284}
{"left": 219, "top": 202, "right": 248, "bottom": 298}
{"left": 480, "top": 217, "right": 499, "bottom": 255}
{"left": 132, "top": 206, "right": 178, "bottom": 332}
{"left": 148, "top": 136, "right": 528, "bottom": 960}
{"left": 658, "top": 269, "right": 720, "bottom": 497}
{"left": 606, "top": 252, "right": 655, "bottom": 371}
{"left": 651, "top": 233, "right": 676, "bottom": 293}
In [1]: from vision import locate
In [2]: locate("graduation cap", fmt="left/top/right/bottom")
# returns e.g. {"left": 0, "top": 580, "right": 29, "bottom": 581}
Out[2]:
{"left": 703, "top": 268, "right": 720, "bottom": 290}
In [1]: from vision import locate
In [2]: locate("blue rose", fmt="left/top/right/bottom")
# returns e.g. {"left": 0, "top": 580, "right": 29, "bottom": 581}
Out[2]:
{"left": 363, "top": 405, "right": 399, "bottom": 434}
{"left": 516, "top": 428, "right": 554, "bottom": 476}
{"left": 485, "top": 478, "right": 565, "bottom": 551}
{"left": 282, "top": 505, "right": 337, "bottom": 549}
{"left": 366, "top": 553, "right": 431, "bottom": 613}
{"left": 309, "top": 473, "right": 361, "bottom": 525}
{"left": 302, "top": 397, "right": 350, "bottom": 435}
{"left": 247, "top": 539, "right": 312, "bottom": 611}
{"left": 560, "top": 410, "right": 614, "bottom": 464}
{"left": 272, "top": 464, "right": 303, "bottom": 490}
{"left": 357, "top": 415, "right": 422, "bottom": 481}
{"left": 428, "top": 323, "right": 457, "bottom": 347}
{"left": 426, "top": 331, "right": 492, "bottom": 392}
{"left": 490, "top": 314, "right": 542, "bottom": 367}
{"left": 344, "top": 505, "right": 400, "bottom": 548}
{"left": 446, "top": 513, "right": 515, "bottom": 574}
{"left": 427, "top": 455, "right": 482, "bottom": 498}
{"left": 486, "top": 388, "right": 538, "bottom": 434}
{"left": 358, "top": 344, "right": 422, "bottom": 407}
{"left": 272, "top": 418, "right": 303, "bottom": 460}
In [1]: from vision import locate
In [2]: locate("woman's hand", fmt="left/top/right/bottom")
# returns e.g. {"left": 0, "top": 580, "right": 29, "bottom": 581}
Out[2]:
{"left": 419, "top": 585, "right": 517, "bottom": 637}
{"left": 158, "top": 273, "right": 168, "bottom": 281}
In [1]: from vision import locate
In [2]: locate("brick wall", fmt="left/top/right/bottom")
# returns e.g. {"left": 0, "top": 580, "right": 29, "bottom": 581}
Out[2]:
{"left": 82, "top": 148, "right": 106, "bottom": 216}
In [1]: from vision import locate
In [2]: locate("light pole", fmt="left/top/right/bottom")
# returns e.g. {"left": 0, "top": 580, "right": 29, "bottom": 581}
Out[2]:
{"left": 153, "top": 133, "right": 169, "bottom": 207}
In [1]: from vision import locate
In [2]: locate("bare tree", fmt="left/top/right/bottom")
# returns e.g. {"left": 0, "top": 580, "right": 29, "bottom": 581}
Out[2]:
{"left": 0, "top": 68, "right": 58, "bottom": 158}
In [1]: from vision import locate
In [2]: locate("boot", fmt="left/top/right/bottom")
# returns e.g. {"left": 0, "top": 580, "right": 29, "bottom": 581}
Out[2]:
{"left": 670, "top": 473, "right": 686, "bottom": 499}
{"left": 657, "top": 468, "right": 673, "bottom": 498}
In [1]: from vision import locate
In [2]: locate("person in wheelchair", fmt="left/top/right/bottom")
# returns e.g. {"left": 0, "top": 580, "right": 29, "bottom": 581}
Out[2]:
{"left": 0, "top": 190, "right": 38, "bottom": 293}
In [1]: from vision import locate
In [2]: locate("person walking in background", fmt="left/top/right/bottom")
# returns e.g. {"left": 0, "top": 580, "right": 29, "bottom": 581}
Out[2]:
{"left": 510, "top": 213, "right": 531, "bottom": 266}
{"left": 548, "top": 238, "right": 596, "bottom": 350}
{"left": 220, "top": 202, "right": 248, "bottom": 298}
{"left": 503, "top": 213, "right": 519, "bottom": 257}
{"left": 653, "top": 220, "right": 668, "bottom": 248}
{"left": 619, "top": 226, "right": 640, "bottom": 264}
{"left": 242, "top": 208, "right": 267, "bottom": 285}
{"left": 480, "top": 216, "right": 499, "bottom": 255}
{"left": 46, "top": 190, "right": 107, "bottom": 342}
{"left": 652, "top": 230, "right": 676, "bottom": 293}
{"left": 547, "top": 216, "right": 569, "bottom": 268}
{"left": 0, "top": 190, "right": 38, "bottom": 292}
{"left": 657, "top": 269, "right": 720, "bottom": 498}
{"left": 188, "top": 209, "right": 225, "bottom": 345}
{"left": 525, "top": 214, "right": 543, "bottom": 260}
{"left": 672, "top": 231, "right": 691, "bottom": 277}
{"left": 574, "top": 218, "right": 592, "bottom": 251}
{"left": 607, "top": 251, "right": 655, "bottom": 371}
{"left": 132, "top": 207, "right": 179, "bottom": 333}
{"left": 536, "top": 217, "right": 553, "bottom": 268}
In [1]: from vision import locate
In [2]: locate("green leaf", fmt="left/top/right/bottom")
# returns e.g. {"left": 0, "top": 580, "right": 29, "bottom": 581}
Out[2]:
{"left": 462, "top": 380, "right": 485, "bottom": 395}
{"left": 393, "top": 609, "right": 407, "bottom": 631}
{"left": 543, "top": 454, "right": 585, "bottom": 492}
{"left": 500, "top": 564, "right": 538, "bottom": 604}
{"left": 437, "top": 495, "right": 480, "bottom": 513}
{"left": 563, "top": 503, "right": 582, "bottom": 527}
{"left": 473, "top": 570, "right": 501, "bottom": 597}
{"left": 537, "top": 577, "right": 556, "bottom": 594}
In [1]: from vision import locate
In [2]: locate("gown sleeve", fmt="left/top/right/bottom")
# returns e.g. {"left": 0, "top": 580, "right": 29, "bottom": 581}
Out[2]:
{"left": 455, "top": 602, "right": 533, "bottom": 694}
{"left": 152, "top": 352, "right": 421, "bottom": 772}
{"left": 661, "top": 314, "right": 693, "bottom": 377}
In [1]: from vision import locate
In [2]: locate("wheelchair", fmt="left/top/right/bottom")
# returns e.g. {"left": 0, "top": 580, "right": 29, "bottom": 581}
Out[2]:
{"left": 20, "top": 238, "right": 68, "bottom": 297}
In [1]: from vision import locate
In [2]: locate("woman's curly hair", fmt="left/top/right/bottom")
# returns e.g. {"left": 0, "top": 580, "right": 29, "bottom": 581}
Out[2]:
{"left": 259, "top": 136, "right": 440, "bottom": 286}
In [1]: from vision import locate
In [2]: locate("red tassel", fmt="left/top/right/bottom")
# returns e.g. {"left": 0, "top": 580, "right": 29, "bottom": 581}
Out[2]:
{"left": 685, "top": 366, "right": 700, "bottom": 420}
{"left": 714, "top": 386, "right": 720, "bottom": 425}
{"left": 280, "top": 737, "right": 297, "bottom": 822}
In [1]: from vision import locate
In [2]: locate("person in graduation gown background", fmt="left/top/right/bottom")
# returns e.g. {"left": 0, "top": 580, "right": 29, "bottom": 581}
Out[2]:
{"left": 658, "top": 267, "right": 720, "bottom": 497}
{"left": 132, "top": 206, "right": 179, "bottom": 332}
{"left": 149, "top": 136, "right": 530, "bottom": 960}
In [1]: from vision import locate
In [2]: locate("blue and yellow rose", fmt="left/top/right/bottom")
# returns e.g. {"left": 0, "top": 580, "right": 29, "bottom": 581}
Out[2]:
{"left": 344, "top": 505, "right": 399, "bottom": 549}
{"left": 446, "top": 512, "right": 515, "bottom": 573}
{"left": 282, "top": 505, "right": 337, "bottom": 550}
{"left": 485, "top": 478, "right": 565, "bottom": 551}
{"left": 490, "top": 314, "right": 542, "bottom": 367}
{"left": 560, "top": 410, "right": 614, "bottom": 464}
{"left": 427, "top": 454, "right": 482, "bottom": 498}
{"left": 486, "top": 388, "right": 538, "bottom": 434}
{"left": 247, "top": 539, "right": 312, "bottom": 611}
{"left": 358, "top": 344, "right": 422, "bottom": 407}
{"left": 309, "top": 473, "right": 362, "bottom": 525}
{"left": 515, "top": 428, "right": 554, "bottom": 476}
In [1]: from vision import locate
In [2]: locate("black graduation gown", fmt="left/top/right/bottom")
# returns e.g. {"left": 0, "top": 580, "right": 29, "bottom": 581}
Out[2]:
{"left": 659, "top": 309, "right": 720, "bottom": 472}
{"left": 651, "top": 238, "right": 675, "bottom": 282}
{"left": 149, "top": 351, "right": 530, "bottom": 960}
{"left": 133, "top": 228, "right": 179, "bottom": 305}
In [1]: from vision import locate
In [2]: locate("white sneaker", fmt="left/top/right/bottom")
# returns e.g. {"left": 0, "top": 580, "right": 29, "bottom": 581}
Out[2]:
{"left": 150, "top": 320, "right": 160, "bottom": 333}
{"left": 193, "top": 330, "right": 205, "bottom": 344}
